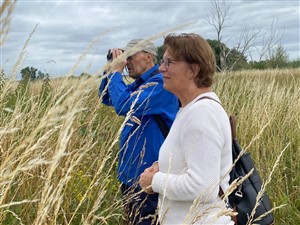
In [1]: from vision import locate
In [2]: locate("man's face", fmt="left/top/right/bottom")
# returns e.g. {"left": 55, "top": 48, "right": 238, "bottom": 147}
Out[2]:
{"left": 126, "top": 51, "right": 150, "bottom": 79}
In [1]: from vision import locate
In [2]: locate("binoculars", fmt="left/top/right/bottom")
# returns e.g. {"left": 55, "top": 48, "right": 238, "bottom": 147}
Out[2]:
{"left": 106, "top": 49, "right": 124, "bottom": 61}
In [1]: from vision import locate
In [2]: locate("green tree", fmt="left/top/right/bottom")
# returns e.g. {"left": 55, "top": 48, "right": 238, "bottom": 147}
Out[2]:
{"left": 157, "top": 45, "right": 164, "bottom": 64}
{"left": 267, "top": 45, "right": 289, "bottom": 68}
{"left": 158, "top": 39, "right": 248, "bottom": 71}
{"left": 37, "top": 70, "right": 46, "bottom": 80}
{"left": 207, "top": 39, "right": 222, "bottom": 69}
{"left": 207, "top": 39, "right": 248, "bottom": 71}
{"left": 227, "top": 48, "right": 250, "bottom": 70}
{"left": 249, "top": 61, "right": 267, "bottom": 70}
{"left": 79, "top": 72, "right": 91, "bottom": 78}
{"left": 286, "top": 59, "right": 300, "bottom": 68}
{"left": 20, "top": 66, "right": 38, "bottom": 81}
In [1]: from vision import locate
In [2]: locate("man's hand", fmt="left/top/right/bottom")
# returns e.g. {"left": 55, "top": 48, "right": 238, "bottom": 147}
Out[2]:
{"left": 110, "top": 48, "right": 127, "bottom": 73}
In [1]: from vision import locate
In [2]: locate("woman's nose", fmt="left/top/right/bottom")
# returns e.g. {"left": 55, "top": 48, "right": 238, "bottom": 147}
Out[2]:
{"left": 159, "top": 63, "right": 167, "bottom": 72}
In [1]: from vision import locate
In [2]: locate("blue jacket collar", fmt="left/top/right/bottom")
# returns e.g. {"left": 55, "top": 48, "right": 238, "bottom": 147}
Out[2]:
{"left": 140, "top": 64, "right": 160, "bottom": 81}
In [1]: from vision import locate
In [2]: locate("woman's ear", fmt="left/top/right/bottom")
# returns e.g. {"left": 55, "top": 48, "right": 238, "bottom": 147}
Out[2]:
{"left": 187, "top": 64, "right": 200, "bottom": 79}
{"left": 191, "top": 64, "right": 200, "bottom": 77}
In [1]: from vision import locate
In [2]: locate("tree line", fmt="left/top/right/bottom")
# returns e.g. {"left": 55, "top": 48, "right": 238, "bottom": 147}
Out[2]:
{"left": 13, "top": 42, "right": 300, "bottom": 81}
{"left": 204, "top": 0, "right": 299, "bottom": 71}
{"left": 19, "top": 66, "right": 50, "bottom": 81}
{"left": 156, "top": 42, "right": 299, "bottom": 72}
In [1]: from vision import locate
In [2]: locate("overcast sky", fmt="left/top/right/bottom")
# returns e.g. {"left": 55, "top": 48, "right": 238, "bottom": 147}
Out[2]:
{"left": 1, "top": 0, "right": 299, "bottom": 79}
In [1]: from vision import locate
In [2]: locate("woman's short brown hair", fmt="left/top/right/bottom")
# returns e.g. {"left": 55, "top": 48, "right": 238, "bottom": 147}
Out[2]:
{"left": 163, "top": 33, "right": 216, "bottom": 88}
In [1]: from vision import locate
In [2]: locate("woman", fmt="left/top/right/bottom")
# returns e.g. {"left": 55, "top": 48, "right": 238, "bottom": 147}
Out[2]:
{"left": 139, "top": 33, "right": 234, "bottom": 225}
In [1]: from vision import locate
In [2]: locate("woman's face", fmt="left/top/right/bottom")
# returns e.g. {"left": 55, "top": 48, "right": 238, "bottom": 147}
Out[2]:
{"left": 159, "top": 49, "right": 192, "bottom": 96}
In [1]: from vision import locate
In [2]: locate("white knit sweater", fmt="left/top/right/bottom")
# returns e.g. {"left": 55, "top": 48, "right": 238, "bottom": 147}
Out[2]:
{"left": 152, "top": 92, "right": 234, "bottom": 225}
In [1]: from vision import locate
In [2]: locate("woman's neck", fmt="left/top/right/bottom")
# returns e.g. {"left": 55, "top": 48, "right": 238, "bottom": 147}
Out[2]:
{"left": 179, "top": 87, "right": 211, "bottom": 108}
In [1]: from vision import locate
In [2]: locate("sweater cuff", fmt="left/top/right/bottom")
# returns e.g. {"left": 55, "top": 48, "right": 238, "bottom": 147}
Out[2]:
{"left": 152, "top": 172, "right": 167, "bottom": 194}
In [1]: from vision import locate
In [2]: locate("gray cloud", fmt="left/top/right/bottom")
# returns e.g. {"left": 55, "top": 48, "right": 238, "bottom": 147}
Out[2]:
{"left": 1, "top": 0, "right": 299, "bottom": 79}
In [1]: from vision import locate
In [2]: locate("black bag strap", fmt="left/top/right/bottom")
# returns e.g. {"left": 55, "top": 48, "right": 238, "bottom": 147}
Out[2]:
{"left": 196, "top": 96, "right": 236, "bottom": 139}
{"left": 196, "top": 96, "right": 222, "bottom": 107}
{"left": 133, "top": 69, "right": 170, "bottom": 139}
{"left": 196, "top": 96, "right": 235, "bottom": 195}
{"left": 150, "top": 69, "right": 170, "bottom": 139}
{"left": 154, "top": 115, "right": 169, "bottom": 139}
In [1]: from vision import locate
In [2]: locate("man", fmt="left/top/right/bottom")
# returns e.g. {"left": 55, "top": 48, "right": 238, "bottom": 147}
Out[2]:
{"left": 99, "top": 39, "right": 179, "bottom": 225}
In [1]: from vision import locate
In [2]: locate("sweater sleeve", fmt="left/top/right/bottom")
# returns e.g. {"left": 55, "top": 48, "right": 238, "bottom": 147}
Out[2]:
{"left": 152, "top": 104, "right": 224, "bottom": 202}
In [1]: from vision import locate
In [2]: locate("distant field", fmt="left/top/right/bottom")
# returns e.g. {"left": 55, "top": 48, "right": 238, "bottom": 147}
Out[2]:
{"left": 0, "top": 68, "right": 299, "bottom": 224}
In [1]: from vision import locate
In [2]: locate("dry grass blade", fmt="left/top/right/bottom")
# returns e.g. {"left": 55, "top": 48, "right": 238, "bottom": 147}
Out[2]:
{"left": 11, "top": 23, "right": 39, "bottom": 79}
{"left": 0, "top": 0, "right": 16, "bottom": 46}
{"left": 247, "top": 143, "right": 290, "bottom": 225}
{"left": 0, "top": 199, "right": 39, "bottom": 209}
{"left": 68, "top": 27, "right": 118, "bottom": 77}
{"left": 3, "top": 209, "right": 25, "bottom": 225}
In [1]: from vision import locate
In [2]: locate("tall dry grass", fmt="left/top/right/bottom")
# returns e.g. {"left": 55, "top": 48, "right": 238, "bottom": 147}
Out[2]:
{"left": 1, "top": 1, "right": 299, "bottom": 224}
{"left": 1, "top": 2, "right": 125, "bottom": 222}
{"left": 1, "top": 68, "right": 299, "bottom": 224}
{"left": 0, "top": 74, "right": 126, "bottom": 224}
{"left": 214, "top": 68, "right": 300, "bottom": 224}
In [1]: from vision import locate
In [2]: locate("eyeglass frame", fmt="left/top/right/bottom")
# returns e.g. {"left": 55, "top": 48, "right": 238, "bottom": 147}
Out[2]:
{"left": 160, "top": 58, "right": 185, "bottom": 69}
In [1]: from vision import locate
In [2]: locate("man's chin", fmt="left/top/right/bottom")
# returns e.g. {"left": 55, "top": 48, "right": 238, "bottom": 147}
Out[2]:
{"left": 129, "top": 73, "right": 140, "bottom": 79}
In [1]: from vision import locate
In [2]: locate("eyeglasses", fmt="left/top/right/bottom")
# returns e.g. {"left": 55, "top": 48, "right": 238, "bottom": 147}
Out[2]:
{"left": 160, "top": 58, "right": 183, "bottom": 69}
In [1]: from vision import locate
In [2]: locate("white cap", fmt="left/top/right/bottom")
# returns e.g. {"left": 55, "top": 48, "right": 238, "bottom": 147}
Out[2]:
{"left": 120, "top": 39, "right": 158, "bottom": 56}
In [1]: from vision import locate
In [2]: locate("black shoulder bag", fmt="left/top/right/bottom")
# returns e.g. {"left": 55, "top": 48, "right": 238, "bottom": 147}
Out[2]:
{"left": 197, "top": 96, "right": 274, "bottom": 225}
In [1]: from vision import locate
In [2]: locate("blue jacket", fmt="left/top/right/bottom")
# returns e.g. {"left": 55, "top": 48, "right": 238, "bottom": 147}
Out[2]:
{"left": 99, "top": 65, "right": 179, "bottom": 186}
